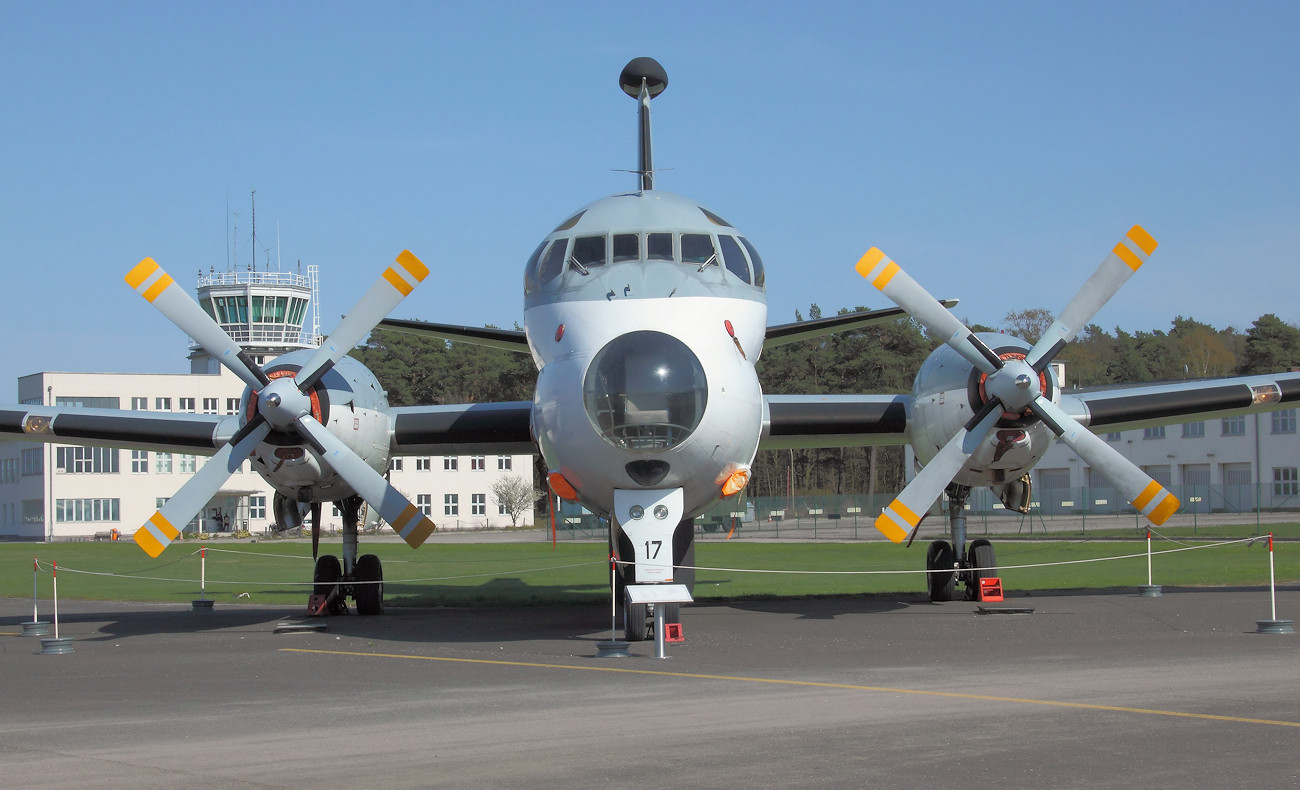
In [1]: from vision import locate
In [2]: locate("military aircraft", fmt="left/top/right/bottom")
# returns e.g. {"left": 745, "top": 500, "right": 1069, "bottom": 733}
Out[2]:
{"left": 4, "top": 57, "right": 1299, "bottom": 638}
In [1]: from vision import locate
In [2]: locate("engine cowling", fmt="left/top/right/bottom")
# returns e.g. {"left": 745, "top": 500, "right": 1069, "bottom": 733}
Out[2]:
{"left": 909, "top": 333, "right": 1057, "bottom": 488}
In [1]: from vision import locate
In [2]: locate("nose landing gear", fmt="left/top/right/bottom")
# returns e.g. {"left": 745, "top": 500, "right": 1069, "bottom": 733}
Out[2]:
{"left": 309, "top": 495, "right": 386, "bottom": 616}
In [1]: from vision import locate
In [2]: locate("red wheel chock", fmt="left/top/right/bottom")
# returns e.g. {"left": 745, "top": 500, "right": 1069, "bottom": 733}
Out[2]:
{"left": 978, "top": 578, "right": 1004, "bottom": 603}
{"left": 664, "top": 623, "right": 684, "bottom": 642}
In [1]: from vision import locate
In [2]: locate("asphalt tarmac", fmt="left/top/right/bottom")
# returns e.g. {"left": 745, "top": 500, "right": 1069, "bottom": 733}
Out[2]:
{"left": 2, "top": 588, "right": 1297, "bottom": 789}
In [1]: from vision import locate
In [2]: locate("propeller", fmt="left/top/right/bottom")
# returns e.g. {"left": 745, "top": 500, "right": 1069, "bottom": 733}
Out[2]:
{"left": 124, "top": 251, "right": 437, "bottom": 558}
{"left": 861, "top": 226, "right": 1179, "bottom": 543}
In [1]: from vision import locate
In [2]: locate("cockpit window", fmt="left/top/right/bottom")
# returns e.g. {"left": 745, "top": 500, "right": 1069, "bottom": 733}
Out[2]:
{"left": 552, "top": 210, "right": 585, "bottom": 232}
{"left": 647, "top": 232, "right": 673, "bottom": 261}
{"left": 699, "top": 207, "right": 733, "bottom": 227}
{"left": 681, "top": 234, "right": 716, "bottom": 266}
{"left": 612, "top": 233, "right": 639, "bottom": 263}
{"left": 717, "top": 235, "right": 751, "bottom": 284}
{"left": 739, "top": 236, "right": 766, "bottom": 288}
{"left": 538, "top": 238, "right": 569, "bottom": 284}
{"left": 571, "top": 235, "right": 607, "bottom": 273}
{"left": 523, "top": 241, "right": 546, "bottom": 294}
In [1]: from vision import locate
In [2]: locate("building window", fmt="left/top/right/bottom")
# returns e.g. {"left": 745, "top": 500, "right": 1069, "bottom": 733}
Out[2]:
{"left": 471, "top": 455, "right": 486, "bottom": 471}
{"left": 56, "top": 446, "right": 119, "bottom": 474}
{"left": 156, "top": 453, "right": 173, "bottom": 474}
{"left": 21, "top": 448, "right": 43, "bottom": 476}
{"left": 1, "top": 458, "right": 17, "bottom": 484}
{"left": 417, "top": 494, "right": 432, "bottom": 516}
{"left": 1273, "top": 467, "right": 1299, "bottom": 497}
{"left": 131, "top": 450, "right": 149, "bottom": 474}
{"left": 226, "top": 398, "right": 241, "bottom": 415}
{"left": 390, "top": 458, "right": 403, "bottom": 472}
{"left": 1105, "top": 432, "right": 1121, "bottom": 442}
{"left": 444, "top": 456, "right": 458, "bottom": 471}
{"left": 1142, "top": 425, "right": 1165, "bottom": 440}
{"left": 249, "top": 496, "right": 266, "bottom": 520}
{"left": 1181, "top": 421, "right": 1204, "bottom": 438}
{"left": 202, "top": 398, "right": 218, "bottom": 414}
{"left": 1271, "top": 409, "right": 1296, "bottom": 435}
{"left": 1222, "top": 415, "right": 1245, "bottom": 436}
{"left": 55, "top": 498, "right": 120, "bottom": 523}
{"left": 56, "top": 396, "right": 119, "bottom": 409}
{"left": 444, "top": 494, "right": 459, "bottom": 516}
{"left": 497, "top": 456, "right": 512, "bottom": 470}
{"left": 179, "top": 455, "right": 196, "bottom": 474}
{"left": 179, "top": 397, "right": 196, "bottom": 413}
{"left": 416, "top": 457, "right": 432, "bottom": 472}
{"left": 131, "top": 397, "right": 148, "bottom": 410}
{"left": 472, "top": 493, "right": 486, "bottom": 515}
{"left": 155, "top": 397, "right": 172, "bottom": 411}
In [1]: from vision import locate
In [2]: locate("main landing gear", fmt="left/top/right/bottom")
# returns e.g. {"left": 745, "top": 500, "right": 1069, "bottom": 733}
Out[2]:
{"left": 924, "top": 484, "right": 998, "bottom": 602}
{"left": 310, "top": 494, "right": 385, "bottom": 616}
{"left": 613, "top": 517, "right": 695, "bottom": 641}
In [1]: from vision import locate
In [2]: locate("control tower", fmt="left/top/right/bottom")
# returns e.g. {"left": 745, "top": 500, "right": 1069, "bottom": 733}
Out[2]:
{"left": 190, "top": 265, "right": 322, "bottom": 374}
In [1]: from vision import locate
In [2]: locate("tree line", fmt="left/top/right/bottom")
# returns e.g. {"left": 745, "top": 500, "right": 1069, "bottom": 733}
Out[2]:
{"left": 353, "top": 308, "right": 1300, "bottom": 499}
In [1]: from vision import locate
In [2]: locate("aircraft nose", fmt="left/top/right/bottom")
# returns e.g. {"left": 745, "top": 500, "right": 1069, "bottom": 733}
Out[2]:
{"left": 582, "top": 330, "right": 708, "bottom": 453}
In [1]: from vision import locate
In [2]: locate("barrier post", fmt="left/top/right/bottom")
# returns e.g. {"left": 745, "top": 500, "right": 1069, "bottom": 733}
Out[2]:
{"left": 40, "top": 560, "right": 74, "bottom": 654}
{"left": 596, "top": 552, "right": 630, "bottom": 657}
{"left": 1139, "top": 530, "right": 1162, "bottom": 597}
{"left": 192, "top": 546, "right": 214, "bottom": 611}
{"left": 1256, "top": 533, "right": 1294, "bottom": 634}
{"left": 21, "top": 557, "right": 50, "bottom": 637}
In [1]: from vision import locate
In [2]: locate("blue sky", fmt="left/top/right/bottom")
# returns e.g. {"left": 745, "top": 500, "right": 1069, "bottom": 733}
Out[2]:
{"left": 3, "top": 1, "right": 1297, "bottom": 394}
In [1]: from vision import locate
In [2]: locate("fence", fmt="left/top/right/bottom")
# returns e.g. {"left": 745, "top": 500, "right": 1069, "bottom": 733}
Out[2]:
{"left": 552, "top": 485, "right": 1298, "bottom": 541}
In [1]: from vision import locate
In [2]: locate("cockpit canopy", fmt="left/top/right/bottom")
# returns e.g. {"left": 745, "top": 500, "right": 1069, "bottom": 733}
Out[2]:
{"left": 522, "top": 191, "right": 766, "bottom": 295}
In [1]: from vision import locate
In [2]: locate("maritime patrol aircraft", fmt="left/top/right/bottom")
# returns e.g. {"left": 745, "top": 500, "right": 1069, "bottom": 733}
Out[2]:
{"left": 4, "top": 57, "right": 1299, "bottom": 638}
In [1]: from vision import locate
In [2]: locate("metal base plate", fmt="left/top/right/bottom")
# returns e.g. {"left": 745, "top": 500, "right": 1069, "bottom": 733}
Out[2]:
{"left": 595, "top": 639, "right": 631, "bottom": 658}
{"left": 1255, "top": 619, "right": 1294, "bottom": 635}
{"left": 1139, "top": 585, "right": 1163, "bottom": 597}
{"left": 274, "top": 621, "right": 328, "bottom": 634}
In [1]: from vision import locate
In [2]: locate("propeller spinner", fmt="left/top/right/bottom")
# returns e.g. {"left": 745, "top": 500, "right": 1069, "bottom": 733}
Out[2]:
{"left": 124, "top": 252, "right": 437, "bottom": 558}
{"left": 859, "top": 226, "right": 1179, "bottom": 542}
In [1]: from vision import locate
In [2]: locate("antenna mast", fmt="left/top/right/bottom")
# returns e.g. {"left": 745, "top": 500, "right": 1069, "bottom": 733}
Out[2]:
{"left": 618, "top": 57, "right": 668, "bottom": 192}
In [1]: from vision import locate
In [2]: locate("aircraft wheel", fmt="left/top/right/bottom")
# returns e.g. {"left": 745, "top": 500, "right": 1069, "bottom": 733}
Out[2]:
{"left": 313, "top": 555, "right": 346, "bottom": 615}
{"left": 925, "top": 540, "right": 956, "bottom": 602}
{"left": 965, "top": 539, "right": 997, "bottom": 601}
{"left": 624, "top": 597, "right": 650, "bottom": 642}
{"left": 354, "top": 553, "right": 384, "bottom": 615}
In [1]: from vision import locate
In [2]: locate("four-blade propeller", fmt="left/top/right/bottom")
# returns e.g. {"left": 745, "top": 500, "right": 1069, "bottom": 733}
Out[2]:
{"left": 859, "top": 226, "right": 1179, "bottom": 543}
{"left": 124, "top": 252, "right": 437, "bottom": 558}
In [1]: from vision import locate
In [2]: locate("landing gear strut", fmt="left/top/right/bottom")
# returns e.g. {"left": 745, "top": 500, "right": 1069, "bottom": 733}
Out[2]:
{"left": 310, "top": 494, "right": 385, "bottom": 616}
{"left": 924, "top": 484, "right": 998, "bottom": 602}
{"left": 613, "top": 517, "right": 695, "bottom": 641}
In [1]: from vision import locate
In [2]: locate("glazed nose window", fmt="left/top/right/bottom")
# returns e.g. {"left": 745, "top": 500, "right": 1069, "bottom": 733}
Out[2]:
{"left": 583, "top": 331, "right": 708, "bottom": 451}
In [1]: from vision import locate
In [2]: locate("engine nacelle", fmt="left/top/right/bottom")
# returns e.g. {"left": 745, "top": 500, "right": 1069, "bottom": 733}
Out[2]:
{"left": 910, "top": 333, "right": 1058, "bottom": 487}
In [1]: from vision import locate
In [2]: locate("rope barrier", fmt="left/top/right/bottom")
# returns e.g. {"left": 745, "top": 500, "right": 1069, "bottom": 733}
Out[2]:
{"left": 26, "top": 535, "right": 1267, "bottom": 587}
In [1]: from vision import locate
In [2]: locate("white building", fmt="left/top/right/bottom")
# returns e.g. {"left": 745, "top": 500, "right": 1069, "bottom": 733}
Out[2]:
{"left": 0, "top": 266, "right": 533, "bottom": 541}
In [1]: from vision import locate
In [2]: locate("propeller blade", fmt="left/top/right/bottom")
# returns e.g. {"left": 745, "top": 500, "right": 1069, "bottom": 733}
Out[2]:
{"left": 125, "top": 258, "right": 270, "bottom": 390}
{"left": 293, "top": 415, "right": 436, "bottom": 548}
{"left": 133, "top": 419, "right": 272, "bottom": 558}
{"left": 1031, "top": 397, "right": 1179, "bottom": 525}
{"left": 295, "top": 250, "right": 429, "bottom": 391}
{"left": 1026, "top": 225, "right": 1157, "bottom": 370}
{"left": 875, "top": 403, "right": 1003, "bottom": 543}
{"left": 856, "top": 248, "right": 1003, "bottom": 375}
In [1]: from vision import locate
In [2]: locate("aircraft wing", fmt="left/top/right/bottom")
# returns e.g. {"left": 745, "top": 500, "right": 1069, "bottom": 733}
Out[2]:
{"left": 0, "top": 405, "right": 232, "bottom": 454}
{"left": 1058, "top": 371, "right": 1300, "bottom": 432}
{"left": 389, "top": 401, "right": 535, "bottom": 456}
{"left": 763, "top": 300, "right": 957, "bottom": 350}
{"left": 378, "top": 318, "right": 531, "bottom": 353}
{"left": 761, "top": 394, "right": 913, "bottom": 449}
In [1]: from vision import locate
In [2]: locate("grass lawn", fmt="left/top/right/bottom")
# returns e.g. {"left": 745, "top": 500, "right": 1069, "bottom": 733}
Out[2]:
{"left": 3, "top": 536, "right": 1295, "bottom": 608}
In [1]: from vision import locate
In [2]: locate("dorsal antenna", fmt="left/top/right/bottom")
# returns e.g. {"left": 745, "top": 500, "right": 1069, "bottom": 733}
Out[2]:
{"left": 619, "top": 57, "right": 668, "bottom": 192}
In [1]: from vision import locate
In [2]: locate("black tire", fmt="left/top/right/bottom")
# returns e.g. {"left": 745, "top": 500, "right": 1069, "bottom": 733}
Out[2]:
{"left": 313, "top": 555, "right": 345, "bottom": 615}
{"left": 624, "top": 597, "right": 650, "bottom": 642}
{"left": 925, "top": 540, "right": 956, "bottom": 602}
{"left": 673, "top": 520, "right": 696, "bottom": 594}
{"left": 354, "top": 553, "right": 384, "bottom": 615}
{"left": 966, "top": 539, "right": 997, "bottom": 601}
